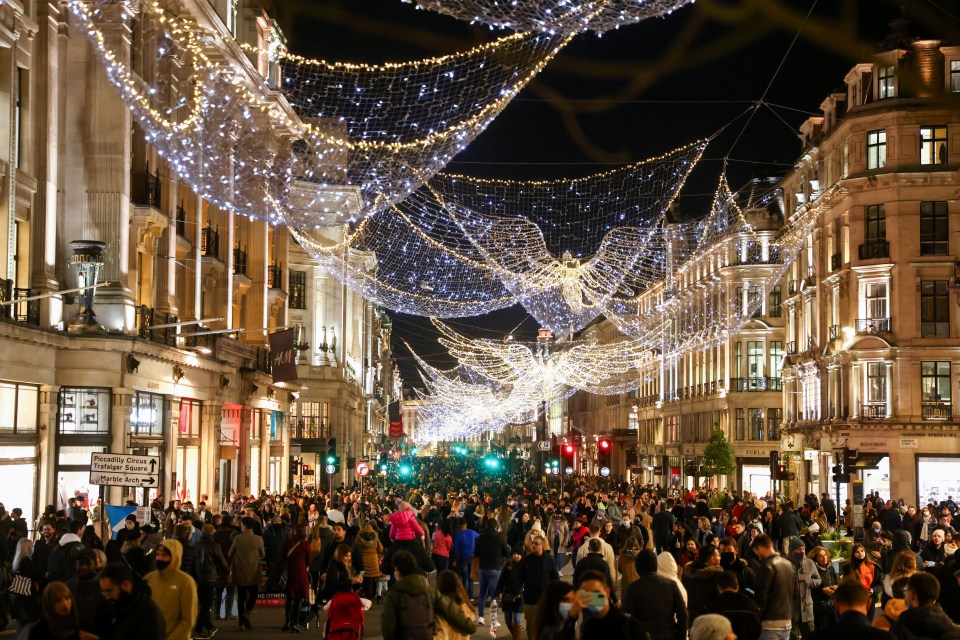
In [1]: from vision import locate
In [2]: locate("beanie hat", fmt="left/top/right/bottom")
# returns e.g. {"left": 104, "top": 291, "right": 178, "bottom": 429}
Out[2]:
{"left": 788, "top": 536, "right": 805, "bottom": 553}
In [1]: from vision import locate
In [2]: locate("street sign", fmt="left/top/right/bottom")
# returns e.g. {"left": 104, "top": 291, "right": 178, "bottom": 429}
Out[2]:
{"left": 564, "top": 466, "right": 573, "bottom": 476}
{"left": 325, "top": 464, "right": 336, "bottom": 474}
{"left": 599, "top": 466, "right": 610, "bottom": 477}
{"left": 537, "top": 441, "right": 551, "bottom": 452}
{"left": 89, "top": 452, "right": 160, "bottom": 487}
{"left": 356, "top": 462, "right": 369, "bottom": 477}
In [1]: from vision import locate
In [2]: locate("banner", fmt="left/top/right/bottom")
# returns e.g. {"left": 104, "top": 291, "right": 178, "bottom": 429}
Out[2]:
{"left": 268, "top": 328, "right": 298, "bottom": 383}
{"left": 104, "top": 505, "right": 137, "bottom": 539}
{"left": 388, "top": 399, "right": 403, "bottom": 438}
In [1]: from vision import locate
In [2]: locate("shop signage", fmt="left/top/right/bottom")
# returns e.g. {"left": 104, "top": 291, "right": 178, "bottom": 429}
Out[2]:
{"left": 742, "top": 449, "right": 771, "bottom": 456}
{"left": 89, "top": 452, "right": 160, "bottom": 487}
{"left": 653, "top": 466, "right": 664, "bottom": 475}
{"left": 268, "top": 328, "right": 298, "bottom": 384}
{"left": 899, "top": 438, "right": 920, "bottom": 449}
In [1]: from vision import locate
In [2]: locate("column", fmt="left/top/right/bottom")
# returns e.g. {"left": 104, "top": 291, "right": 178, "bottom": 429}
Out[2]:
{"left": 885, "top": 361, "right": 893, "bottom": 418}
{"left": 200, "top": 401, "right": 222, "bottom": 510}
{"left": 851, "top": 362, "right": 861, "bottom": 418}
{"left": 164, "top": 395, "right": 179, "bottom": 502}
{"left": 109, "top": 389, "right": 134, "bottom": 505}
{"left": 37, "top": 385, "right": 60, "bottom": 515}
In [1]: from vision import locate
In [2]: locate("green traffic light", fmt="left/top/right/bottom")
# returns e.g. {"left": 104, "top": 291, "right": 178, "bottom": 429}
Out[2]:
{"left": 399, "top": 464, "right": 412, "bottom": 477}
{"left": 326, "top": 455, "right": 335, "bottom": 464}
{"left": 551, "top": 459, "right": 559, "bottom": 467}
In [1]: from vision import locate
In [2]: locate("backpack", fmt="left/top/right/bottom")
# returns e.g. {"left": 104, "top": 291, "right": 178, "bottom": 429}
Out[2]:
{"left": 396, "top": 589, "right": 435, "bottom": 640}
{"left": 325, "top": 592, "right": 365, "bottom": 639}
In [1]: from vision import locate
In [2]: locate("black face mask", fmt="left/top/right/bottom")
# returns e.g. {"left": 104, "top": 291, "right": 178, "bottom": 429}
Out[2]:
{"left": 155, "top": 559, "right": 171, "bottom": 571}
{"left": 720, "top": 551, "right": 736, "bottom": 567}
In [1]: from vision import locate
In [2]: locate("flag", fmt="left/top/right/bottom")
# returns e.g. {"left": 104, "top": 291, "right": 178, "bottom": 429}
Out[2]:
{"left": 268, "top": 328, "right": 298, "bottom": 383}
{"left": 104, "top": 505, "right": 137, "bottom": 539}
{"left": 388, "top": 400, "right": 403, "bottom": 438}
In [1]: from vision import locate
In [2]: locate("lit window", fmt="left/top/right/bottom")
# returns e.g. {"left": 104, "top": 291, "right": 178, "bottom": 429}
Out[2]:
{"left": 951, "top": 61, "right": 960, "bottom": 94}
{"left": 920, "top": 126, "right": 947, "bottom": 165}
{"left": 289, "top": 270, "right": 307, "bottom": 309}
{"left": 866, "top": 362, "right": 887, "bottom": 405}
{"left": 921, "top": 361, "right": 951, "bottom": 403}
{"left": 878, "top": 65, "right": 895, "bottom": 99}
{"left": 867, "top": 130, "right": 886, "bottom": 169}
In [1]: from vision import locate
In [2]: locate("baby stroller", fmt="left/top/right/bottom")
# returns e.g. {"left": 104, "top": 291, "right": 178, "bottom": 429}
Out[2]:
{"left": 324, "top": 591, "right": 365, "bottom": 639}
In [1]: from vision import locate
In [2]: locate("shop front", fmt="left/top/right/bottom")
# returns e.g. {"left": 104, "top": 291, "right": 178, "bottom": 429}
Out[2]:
{"left": 917, "top": 455, "right": 960, "bottom": 506}
{"left": 736, "top": 445, "right": 776, "bottom": 497}
{"left": 56, "top": 387, "right": 111, "bottom": 512}
{"left": 0, "top": 380, "right": 40, "bottom": 525}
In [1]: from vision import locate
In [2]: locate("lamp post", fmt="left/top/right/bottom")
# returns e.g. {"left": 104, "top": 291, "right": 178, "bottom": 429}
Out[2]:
{"left": 67, "top": 240, "right": 107, "bottom": 334}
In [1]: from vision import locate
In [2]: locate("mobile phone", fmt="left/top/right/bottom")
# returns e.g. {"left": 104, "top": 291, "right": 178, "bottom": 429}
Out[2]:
{"left": 358, "top": 571, "right": 365, "bottom": 576}
{"left": 580, "top": 590, "right": 605, "bottom": 609}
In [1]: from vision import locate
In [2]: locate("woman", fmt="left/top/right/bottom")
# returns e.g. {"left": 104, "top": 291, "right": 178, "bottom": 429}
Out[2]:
{"left": 23, "top": 581, "right": 95, "bottom": 640}
{"left": 282, "top": 524, "right": 311, "bottom": 633}
{"left": 842, "top": 543, "right": 883, "bottom": 619}
{"left": 657, "top": 551, "right": 688, "bottom": 606}
{"left": 529, "top": 581, "right": 581, "bottom": 640}
{"left": 353, "top": 523, "right": 383, "bottom": 600}
{"left": 321, "top": 543, "right": 363, "bottom": 602}
{"left": 431, "top": 517, "right": 454, "bottom": 573}
{"left": 9, "top": 538, "right": 41, "bottom": 633}
{"left": 677, "top": 538, "right": 699, "bottom": 569}
{"left": 916, "top": 508, "right": 936, "bottom": 545}
{"left": 306, "top": 503, "right": 319, "bottom": 534}
{"left": 617, "top": 537, "right": 641, "bottom": 591}
{"left": 495, "top": 545, "right": 525, "bottom": 640}
{"left": 883, "top": 551, "right": 918, "bottom": 606}
{"left": 600, "top": 520, "right": 618, "bottom": 555}
{"left": 808, "top": 546, "right": 838, "bottom": 630}
{"left": 435, "top": 571, "right": 476, "bottom": 640}
{"left": 545, "top": 510, "right": 570, "bottom": 574}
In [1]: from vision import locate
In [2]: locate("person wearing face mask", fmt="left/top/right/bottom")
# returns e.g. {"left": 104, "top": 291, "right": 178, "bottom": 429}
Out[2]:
{"left": 116, "top": 515, "right": 140, "bottom": 546}
{"left": 842, "top": 543, "right": 883, "bottom": 620}
{"left": 144, "top": 539, "right": 198, "bottom": 640}
{"left": 719, "top": 537, "right": 756, "bottom": 594}
{"left": 97, "top": 562, "right": 165, "bottom": 640}
{"left": 527, "top": 581, "right": 579, "bottom": 640}
{"left": 65, "top": 550, "right": 106, "bottom": 635}
{"left": 916, "top": 508, "right": 937, "bottom": 546}
{"left": 786, "top": 537, "right": 821, "bottom": 637}
{"left": 577, "top": 571, "right": 651, "bottom": 640}
{"left": 545, "top": 509, "right": 570, "bottom": 574}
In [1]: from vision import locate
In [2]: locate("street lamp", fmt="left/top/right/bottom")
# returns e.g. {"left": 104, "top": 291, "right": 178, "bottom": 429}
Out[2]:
{"left": 67, "top": 240, "right": 107, "bottom": 334}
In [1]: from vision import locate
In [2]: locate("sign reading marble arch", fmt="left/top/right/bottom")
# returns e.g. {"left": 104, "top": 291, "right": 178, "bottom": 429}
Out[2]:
{"left": 89, "top": 452, "right": 160, "bottom": 487}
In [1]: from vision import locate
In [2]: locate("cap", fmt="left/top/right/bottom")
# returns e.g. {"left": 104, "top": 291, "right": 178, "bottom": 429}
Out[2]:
{"left": 788, "top": 537, "right": 805, "bottom": 553}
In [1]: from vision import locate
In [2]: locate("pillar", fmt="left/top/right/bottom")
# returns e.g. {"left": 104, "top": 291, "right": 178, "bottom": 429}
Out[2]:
{"left": 109, "top": 389, "right": 133, "bottom": 505}
{"left": 37, "top": 385, "right": 60, "bottom": 516}
{"left": 851, "top": 362, "right": 861, "bottom": 418}
{"left": 200, "top": 401, "right": 222, "bottom": 510}
{"left": 885, "top": 361, "right": 893, "bottom": 418}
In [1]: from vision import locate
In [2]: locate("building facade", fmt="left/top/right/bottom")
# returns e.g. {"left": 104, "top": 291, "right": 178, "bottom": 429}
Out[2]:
{"left": 780, "top": 26, "right": 960, "bottom": 504}
{"left": 0, "top": 0, "right": 394, "bottom": 524}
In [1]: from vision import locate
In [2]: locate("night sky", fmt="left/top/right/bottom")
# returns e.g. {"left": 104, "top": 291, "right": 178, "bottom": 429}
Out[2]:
{"left": 271, "top": 0, "right": 960, "bottom": 388}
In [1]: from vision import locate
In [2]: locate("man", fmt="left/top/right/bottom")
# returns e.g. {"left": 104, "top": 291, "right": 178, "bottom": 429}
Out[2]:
{"left": 653, "top": 501, "right": 678, "bottom": 553}
{"left": 801, "top": 523, "right": 822, "bottom": 552}
{"left": 381, "top": 550, "right": 475, "bottom": 640}
{"left": 451, "top": 518, "right": 480, "bottom": 599}
{"left": 705, "top": 570, "right": 761, "bottom": 640}
{"left": 892, "top": 572, "right": 960, "bottom": 638}
{"left": 98, "top": 562, "right": 166, "bottom": 640}
{"left": 622, "top": 548, "right": 688, "bottom": 640}
{"left": 751, "top": 533, "right": 797, "bottom": 640}
{"left": 66, "top": 497, "right": 86, "bottom": 523}
{"left": 775, "top": 505, "right": 800, "bottom": 554}
{"left": 786, "top": 537, "right": 820, "bottom": 639}
{"left": 575, "top": 522, "right": 618, "bottom": 582}
{"left": 578, "top": 569, "right": 650, "bottom": 640}
{"left": 195, "top": 523, "right": 228, "bottom": 639}
{"left": 808, "top": 581, "right": 893, "bottom": 640}
{"left": 683, "top": 544, "right": 724, "bottom": 621}
{"left": 144, "top": 539, "right": 198, "bottom": 640}
{"left": 574, "top": 538, "right": 614, "bottom": 590}
{"left": 228, "top": 516, "right": 265, "bottom": 630}
{"left": 67, "top": 548, "right": 106, "bottom": 634}
{"left": 474, "top": 518, "right": 510, "bottom": 625}
{"left": 719, "top": 536, "right": 756, "bottom": 593}
{"left": 690, "top": 614, "right": 737, "bottom": 640}
{"left": 518, "top": 534, "right": 559, "bottom": 633}
{"left": 47, "top": 519, "right": 85, "bottom": 582}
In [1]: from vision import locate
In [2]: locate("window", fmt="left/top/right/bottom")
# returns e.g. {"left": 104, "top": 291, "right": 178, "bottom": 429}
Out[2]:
{"left": 865, "top": 282, "right": 888, "bottom": 319}
{"left": 877, "top": 65, "right": 895, "bottom": 99}
{"left": 178, "top": 399, "right": 201, "bottom": 438}
{"left": 867, "top": 130, "right": 886, "bottom": 169}
{"left": 920, "top": 201, "right": 948, "bottom": 256}
{"left": 0, "top": 382, "right": 38, "bottom": 434}
{"left": 132, "top": 392, "right": 164, "bottom": 436}
{"left": 59, "top": 388, "right": 110, "bottom": 434}
{"left": 747, "top": 341, "right": 764, "bottom": 380}
{"left": 748, "top": 408, "right": 764, "bottom": 441}
{"left": 921, "top": 361, "right": 951, "bottom": 403}
{"left": 952, "top": 60, "right": 960, "bottom": 94}
{"left": 770, "top": 341, "right": 784, "bottom": 377}
{"left": 920, "top": 281, "right": 950, "bottom": 337}
{"left": 289, "top": 270, "right": 307, "bottom": 310}
{"left": 734, "top": 342, "right": 742, "bottom": 379}
{"left": 866, "top": 362, "right": 887, "bottom": 405}
{"left": 668, "top": 415, "right": 680, "bottom": 443}
{"left": 734, "top": 409, "right": 745, "bottom": 441}
{"left": 865, "top": 205, "right": 886, "bottom": 242}
{"left": 769, "top": 286, "right": 782, "bottom": 318}
{"left": 920, "top": 126, "right": 947, "bottom": 165}
{"left": 767, "top": 408, "right": 782, "bottom": 441}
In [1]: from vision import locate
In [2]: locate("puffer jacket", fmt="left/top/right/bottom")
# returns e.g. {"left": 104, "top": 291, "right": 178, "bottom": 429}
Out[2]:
{"left": 389, "top": 507, "right": 425, "bottom": 542}
{"left": 354, "top": 530, "right": 384, "bottom": 577}
{"left": 143, "top": 539, "right": 198, "bottom": 640}
{"left": 681, "top": 561, "right": 723, "bottom": 620}
{"left": 754, "top": 552, "right": 797, "bottom": 624}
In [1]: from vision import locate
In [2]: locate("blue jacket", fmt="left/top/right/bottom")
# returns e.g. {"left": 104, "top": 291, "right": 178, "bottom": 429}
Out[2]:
{"left": 452, "top": 528, "right": 480, "bottom": 560}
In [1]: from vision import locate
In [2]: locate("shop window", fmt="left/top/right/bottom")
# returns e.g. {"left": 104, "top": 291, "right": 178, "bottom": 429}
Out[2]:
{"left": 0, "top": 381, "right": 38, "bottom": 434}
{"left": 920, "top": 281, "right": 950, "bottom": 337}
{"left": 920, "top": 201, "right": 948, "bottom": 256}
{"left": 132, "top": 392, "right": 164, "bottom": 436}
{"left": 59, "top": 388, "right": 110, "bottom": 434}
{"left": 178, "top": 399, "right": 202, "bottom": 438}
{"left": 920, "top": 126, "right": 947, "bottom": 165}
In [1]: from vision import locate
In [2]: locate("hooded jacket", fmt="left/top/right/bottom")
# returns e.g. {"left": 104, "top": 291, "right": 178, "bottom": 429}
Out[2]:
{"left": 623, "top": 550, "right": 687, "bottom": 640}
{"left": 353, "top": 530, "right": 384, "bottom": 577}
{"left": 682, "top": 561, "right": 723, "bottom": 620}
{"left": 474, "top": 529, "right": 510, "bottom": 571}
{"left": 98, "top": 574, "right": 166, "bottom": 640}
{"left": 389, "top": 506, "right": 425, "bottom": 542}
{"left": 381, "top": 573, "right": 476, "bottom": 640}
{"left": 657, "top": 551, "right": 687, "bottom": 605}
{"left": 144, "top": 539, "right": 198, "bottom": 640}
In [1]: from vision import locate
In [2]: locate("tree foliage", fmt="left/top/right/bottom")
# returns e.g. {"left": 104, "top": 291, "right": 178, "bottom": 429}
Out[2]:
{"left": 702, "top": 424, "right": 736, "bottom": 480}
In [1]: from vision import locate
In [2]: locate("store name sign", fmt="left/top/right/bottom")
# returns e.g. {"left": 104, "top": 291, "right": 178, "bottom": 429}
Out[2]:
{"left": 899, "top": 438, "right": 920, "bottom": 449}
{"left": 89, "top": 452, "right": 160, "bottom": 487}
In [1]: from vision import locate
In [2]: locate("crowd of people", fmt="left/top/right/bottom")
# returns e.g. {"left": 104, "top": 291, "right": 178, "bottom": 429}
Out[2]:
{"left": 0, "top": 455, "right": 959, "bottom": 640}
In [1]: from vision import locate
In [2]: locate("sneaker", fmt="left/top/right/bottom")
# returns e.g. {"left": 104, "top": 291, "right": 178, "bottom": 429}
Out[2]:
{"left": 193, "top": 633, "right": 211, "bottom": 640}
{"left": 478, "top": 617, "right": 485, "bottom": 625}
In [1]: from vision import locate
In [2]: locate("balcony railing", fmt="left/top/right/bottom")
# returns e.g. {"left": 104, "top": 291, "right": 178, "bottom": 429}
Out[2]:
{"left": 233, "top": 247, "right": 248, "bottom": 276}
{"left": 831, "top": 253, "right": 841, "bottom": 271}
{"left": 861, "top": 403, "right": 888, "bottom": 419}
{"left": 729, "top": 377, "right": 783, "bottom": 392}
{"left": 829, "top": 324, "right": 840, "bottom": 341}
{"left": 858, "top": 239, "right": 889, "bottom": 260}
{"left": 132, "top": 162, "right": 162, "bottom": 209}
{"left": 291, "top": 416, "right": 328, "bottom": 440}
{"left": 786, "top": 341, "right": 797, "bottom": 354}
{"left": 0, "top": 280, "right": 41, "bottom": 326}
{"left": 267, "top": 264, "right": 283, "bottom": 289}
{"left": 253, "top": 347, "right": 272, "bottom": 374}
{"left": 175, "top": 201, "right": 187, "bottom": 238}
{"left": 136, "top": 305, "right": 179, "bottom": 346}
{"left": 201, "top": 226, "right": 220, "bottom": 259}
{"left": 856, "top": 317, "right": 891, "bottom": 335}
{"left": 807, "top": 336, "right": 818, "bottom": 351}
{"left": 922, "top": 402, "right": 952, "bottom": 420}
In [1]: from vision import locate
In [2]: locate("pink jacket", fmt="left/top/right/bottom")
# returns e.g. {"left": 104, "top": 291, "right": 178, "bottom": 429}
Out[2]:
{"left": 389, "top": 508, "right": 425, "bottom": 541}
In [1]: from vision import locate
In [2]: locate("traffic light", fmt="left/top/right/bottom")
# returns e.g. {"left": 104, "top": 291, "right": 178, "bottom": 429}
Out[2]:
{"left": 597, "top": 438, "right": 611, "bottom": 470}
{"left": 399, "top": 463, "right": 412, "bottom": 478}
{"left": 326, "top": 438, "right": 340, "bottom": 472}
{"left": 831, "top": 463, "right": 851, "bottom": 484}
{"left": 483, "top": 456, "right": 500, "bottom": 470}
{"left": 776, "top": 463, "right": 787, "bottom": 480}
{"left": 769, "top": 450, "right": 780, "bottom": 478}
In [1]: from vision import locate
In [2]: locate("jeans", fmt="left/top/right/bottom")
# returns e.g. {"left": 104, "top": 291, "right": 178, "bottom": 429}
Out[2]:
{"left": 432, "top": 554, "right": 449, "bottom": 573}
{"left": 553, "top": 545, "right": 564, "bottom": 573}
{"left": 455, "top": 557, "right": 473, "bottom": 598}
{"left": 195, "top": 581, "right": 215, "bottom": 632}
{"left": 477, "top": 569, "right": 500, "bottom": 617}
{"left": 214, "top": 586, "right": 235, "bottom": 619}
{"left": 504, "top": 610, "right": 522, "bottom": 626}
{"left": 236, "top": 584, "right": 258, "bottom": 621}
{"left": 760, "top": 629, "right": 791, "bottom": 640}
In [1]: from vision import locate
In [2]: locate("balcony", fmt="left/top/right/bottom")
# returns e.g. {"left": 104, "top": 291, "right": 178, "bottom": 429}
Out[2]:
{"left": 233, "top": 247, "right": 248, "bottom": 276}
{"left": 786, "top": 341, "right": 797, "bottom": 355}
{"left": 829, "top": 324, "right": 840, "bottom": 341}
{"left": 831, "top": 253, "right": 841, "bottom": 271}
{"left": 858, "top": 239, "right": 889, "bottom": 260}
{"left": 856, "top": 317, "right": 891, "bottom": 335}
{"left": 861, "top": 403, "right": 888, "bottom": 419}
{"left": 0, "top": 280, "right": 40, "bottom": 327}
{"left": 175, "top": 201, "right": 187, "bottom": 238}
{"left": 135, "top": 305, "right": 179, "bottom": 346}
{"left": 253, "top": 347, "right": 271, "bottom": 374}
{"left": 922, "top": 402, "right": 952, "bottom": 420}
{"left": 267, "top": 264, "right": 283, "bottom": 289}
{"left": 291, "top": 416, "right": 328, "bottom": 440}
{"left": 729, "top": 377, "right": 783, "bottom": 392}
{"left": 201, "top": 226, "right": 220, "bottom": 259}
{"left": 132, "top": 162, "right": 161, "bottom": 209}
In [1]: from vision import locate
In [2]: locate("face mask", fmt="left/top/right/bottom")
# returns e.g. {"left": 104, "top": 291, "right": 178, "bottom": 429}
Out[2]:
{"left": 793, "top": 551, "right": 805, "bottom": 560}
{"left": 558, "top": 602, "right": 573, "bottom": 618}
{"left": 564, "top": 509, "right": 571, "bottom": 514}
{"left": 720, "top": 551, "right": 736, "bottom": 566}
{"left": 155, "top": 559, "right": 171, "bottom": 571}
{"left": 586, "top": 593, "right": 606, "bottom": 614}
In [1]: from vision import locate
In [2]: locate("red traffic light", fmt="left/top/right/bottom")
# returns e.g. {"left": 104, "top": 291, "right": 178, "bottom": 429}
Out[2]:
{"left": 599, "top": 439, "right": 611, "bottom": 450}
{"left": 564, "top": 444, "right": 574, "bottom": 454}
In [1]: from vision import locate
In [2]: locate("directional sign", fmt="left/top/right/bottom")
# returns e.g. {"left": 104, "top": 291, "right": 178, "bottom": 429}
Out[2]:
{"left": 89, "top": 452, "right": 160, "bottom": 487}
{"left": 537, "top": 441, "right": 551, "bottom": 452}
{"left": 565, "top": 467, "right": 574, "bottom": 475}
{"left": 599, "top": 466, "right": 611, "bottom": 477}
{"left": 325, "top": 464, "right": 336, "bottom": 474}
{"left": 356, "top": 462, "right": 370, "bottom": 477}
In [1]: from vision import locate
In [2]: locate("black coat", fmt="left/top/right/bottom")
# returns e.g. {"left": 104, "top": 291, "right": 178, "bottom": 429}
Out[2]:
{"left": 808, "top": 610, "right": 895, "bottom": 640}
{"left": 893, "top": 605, "right": 960, "bottom": 639}
{"left": 573, "top": 553, "right": 613, "bottom": 590}
{"left": 474, "top": 530, "right": 510, "bottom": 571}
{"left": 98, "top": 579, "right": 166, "bottom": 640}
{"left": 621, "top": 573, "right": 687, "bottom": 640}
{"left": 681, "top": 562, "right": 723, "bottom": 621}
{"left": 517, "top": 552, "right": 559, "bottom": 605}
{"left": 705, "top": 590, "right": 761, "bottom": 640}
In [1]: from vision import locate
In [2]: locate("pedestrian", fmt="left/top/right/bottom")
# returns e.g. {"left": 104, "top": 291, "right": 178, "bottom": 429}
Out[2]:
{"left": 617, "top": 536, "right": 641, "bottom": 590}
{"left": 518, "top": 533, "right": 559, "bottom": 633}
{"left": 144, "top": 539, "right": 198, "bottom": 640}
{"left": 65, "top": 549, "right": 105, "bottom": 636}
{"left": 474, "top": 518, "right": 510, "bottom": 625}
{"left": 432, "top": 518, "right": 454, "bottom": 573}
{"left": 689, "top": 614, "right": 737, "bottom": 640}
{"left": 10, "top": 538, "right": 42, "bottom": 633}
{"left": 703, "top": 570, "right": 761, "bottom": 640}
{"left": 622, "top": 548, "right": 688, "bottom": 640}
{"left": 577, "top": 569, "right": 651, "bottom": 639}
{"left": 20, "top": 581, "right": 91, "bottom": 640}
{"left": 353, "top": 523, "right": 384, "bottom": 601}
{"left": 807, "top": 580, "right": 893, "bottom": 640}
{"left": 890, "top": 571, "right": 960, "bottom": 638}
{"left": 494, "top": 544, "right": 525, "bottom": 640}
{"left": 683, "top": 544, "right": 724, "bottom": 622}
{"left": 228, "top": 516, "right": 264, "bottom": 630}
{"left": 282, "top": 524, "right": 311, "bottom": 633}
{"left": 528, "top": 581, "right": 579, "bottom": 640}
{"left": 435, "top": 570, "right": 477, "bottom": 640}
{"left": 841, "top": 543, "right": 883, "bottom": 619}
{"left": 97, "top": 562, "right": 165, "bottom": 640}
{"left": 193, "top": 523, "right": 228, "bottom": 639}
{"left": 657, "top": 550, "right": 688, "bottom": 605}
{"left": 750, "top": 533, "right": 798, "bottom": 640}
{"left": 786, "top": 536, "right": 821, "bottom": 637}
{"left": 808, "top": 546, "right": 838, "bottom": 630}
{"left": 450, "top": 518, "right": 480, "bottom": 600}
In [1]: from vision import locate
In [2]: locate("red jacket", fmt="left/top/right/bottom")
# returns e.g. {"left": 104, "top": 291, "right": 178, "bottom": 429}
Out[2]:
{"left": 389, "top": 508, "right": 424, "bottom": 541}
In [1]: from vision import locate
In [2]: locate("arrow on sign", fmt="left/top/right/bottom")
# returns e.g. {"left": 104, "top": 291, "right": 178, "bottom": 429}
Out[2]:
{"left": 149, "top": 459, "right": 157, "bottom": 473}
